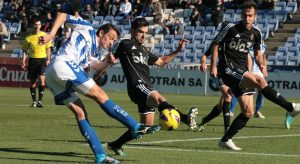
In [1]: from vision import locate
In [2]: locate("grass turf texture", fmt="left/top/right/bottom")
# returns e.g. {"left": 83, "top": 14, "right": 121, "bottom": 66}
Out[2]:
{"left": 0, "top": 87, "right": 300, "bottom": 163}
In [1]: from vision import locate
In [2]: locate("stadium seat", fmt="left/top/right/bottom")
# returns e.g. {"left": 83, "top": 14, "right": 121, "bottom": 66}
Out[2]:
{"left": 196, "top": 44, "right": 207, "bottom": 54}
{"left": 260, "top": 28, "right": 269, "bottom": 40}
{"left": 184, "top": 35, "right": 194, "bottom": 44}
{"left": 145, "top": 17, "right": 154, "bottom": 25}
{"left": 174, "top": 9, "right": 184, "bottom": 17}
{"left": 277, "top": 55, "right": 288, "bottom": 65}
{"left": 275, "top": 1, "right": 286, "bottom": 12}
{"left": 267, "top": 19, "right": 279, "bottom": 32}
{"left": 195, "top": 52, "right": 203, "bottom": 63}
{"left": 256, "top": 19, "right": 267, "bottom": 29}
{"left": 183, "top": 8, "right": 193, "bottom": 18}
{"left": 164, "top": 43, "right": 174, "bottom": 54}
{"left": 173, "top": 52, "right": 185, "bottom": 63}
{"left": 144, "top": 43, "right": 153, "bottom": 52}
{"left": 224, "top": 17, "right": 236, "bottom": 23}
{"left": 194, "top": 35, "right": 205, "bottom": 44}
{"left": 275, "top": 11, "right": 288, "bottom": 23}
{"left": 264, "top": 10, "right": 276, "bottom": 19}
{"left": 152, "top": 43, "right": 164, "bottom": 56}
{"left": 174, "top": 35, "right": 184, "bottom": 45}
{"left": 92, "top": 16, "right": 103, "bottom": 29}
{"left": 204, "top": 35, "right": 215, "bottom": 45}
{"left": 153, "top": 34, "right": 164, "bottom": 44}
{"left": 275, "top": 47, "right": 288, "bottom": 56}
{"left": 184, "top": 52, "right": 195, "bottom": 63}
{"left": 10, "top": 22, "right": 21, "bottom": 35}
{"left": 194, "top": 26, "right": 205, "bottom": 36}
{"left": 163, "top": 8, "right": 173, "bottom": 14}
{"left": 257, "top": 10, "right": 266, "bottom": 19}
{"left": 286, "top": 47, "right": 299, "bottom": 57}
{"left": 104, "top": 15, "right": 114, "bottom": 21}
{"left": 144, "top": 35, "right": 154, "bottom": 44}
{"left": 267, "top": 55, "right": 277, "bottom": 65}
{"left": 204, "top": 26, "right": 216, "bottom": 36}
{"left": 223, "top": 9, "right": 235, "bottom": 21}
{"left": 164, "top": 35, "right": 174, "bottom": 44}
{"left": 287, "top": 56, "right": 299, "bottom": 66}
{"left": 285, "top": 37, "right": 297, "bottom": 47}
{"left": 184, "top": 44, "right": 196, "bottom": 53}
{"left": 184, "top": 26, "right": 195, "bottom": 36}
{"left": 11, "top": 48, "right": 23, "bottom": 58}
{"left": 285, "top": 2, "right": 297, "bottom": 14}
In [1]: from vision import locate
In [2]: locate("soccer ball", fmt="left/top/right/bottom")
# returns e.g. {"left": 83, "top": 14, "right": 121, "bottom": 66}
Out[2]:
{"left": 159, "top": 108, "right": 181, "bottom": 130}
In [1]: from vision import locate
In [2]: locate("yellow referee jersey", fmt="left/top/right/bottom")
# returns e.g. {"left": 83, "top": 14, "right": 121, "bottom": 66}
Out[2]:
{"left": 22, "top": 31, "right": 52, "bottom": 58}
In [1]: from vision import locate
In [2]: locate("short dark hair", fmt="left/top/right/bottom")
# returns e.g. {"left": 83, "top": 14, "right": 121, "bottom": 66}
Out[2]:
{"left": 131, "top": 18, "right": 149, "bottom": 31}
{"left": 96, "top": 23, "right": 120, "bottom": 37}
{"left": 242, "top": 1, "right": 257, "bottom": 13}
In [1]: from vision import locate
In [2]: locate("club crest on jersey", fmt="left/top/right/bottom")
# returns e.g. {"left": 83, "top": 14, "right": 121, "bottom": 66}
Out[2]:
{"left": 229, "top": 39, "right": 252, "bottom": 53}
{"left": 133, "top": 52, "right": 147, "bottom": 64}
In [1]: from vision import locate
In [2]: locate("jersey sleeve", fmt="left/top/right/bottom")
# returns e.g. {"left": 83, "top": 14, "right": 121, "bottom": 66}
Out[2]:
{"left": 213, "top": 23, "right": 234, "bottom": 44}
{"left": 253, "top": 29, "right": 262, "bottom": 51}
{"left": 65, "top": 15, "right": 93, "bottom": 31}
{"left": 114, "top": 40, "right": 125, "bottom": 59}
{"left": 148, "top": 52, "right": 159, "bottom": 65}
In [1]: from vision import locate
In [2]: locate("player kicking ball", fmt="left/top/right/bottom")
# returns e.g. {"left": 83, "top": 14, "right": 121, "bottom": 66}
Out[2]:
{"left": 39, "top": 13, "right": 160, "bottom": 163}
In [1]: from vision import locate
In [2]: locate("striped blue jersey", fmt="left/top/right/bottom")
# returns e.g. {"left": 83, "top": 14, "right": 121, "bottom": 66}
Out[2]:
{"left": 55, "top": 14, "right": 98, "bottom": 68}
{"left": 250, "top": 43, "right": 266, "bottom": 73}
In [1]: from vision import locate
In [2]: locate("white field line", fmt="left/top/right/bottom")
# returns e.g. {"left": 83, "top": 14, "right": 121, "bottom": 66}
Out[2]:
{"left": 123, "top": 146, "right": 300, "bottom": 158}
{"left": 136, "top": 134, "right": 300, "bottom": 144}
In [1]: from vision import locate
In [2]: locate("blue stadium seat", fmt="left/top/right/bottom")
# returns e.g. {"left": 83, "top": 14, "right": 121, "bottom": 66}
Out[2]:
{"left": 257, "top": 10, "right": 266, "bottom": 19}
{"left": 104, "top": 15, "right": 114, "bottom": 21}
{"left": 285, "top": 2, "right": 297, "bottom": 14}
{"left": 285, "top": 37, "right": 297, "bottom": 47}
{"left": 204, "top": 35, "right": 215, "bottom": 45}
{"left": 153, "top": 34, "right": 164, "bottom": 44}
{"left": 287, "top": 56, "right": 299, "bottom": 66}
{"left": 173, "top": 52, "right": 185, "bottom": 63}
{"left": 184, "top": 35, "right": 194, "bottom": 44}
{"left": 234, "top": 9, "right": 242, "bottom": 21}
{"left": 174, "top": 35, "right": 184, "bottom": 45}
{"left": 275, "top": 1, "right": 286, "bottom": 12}
{"left": 275, "top": 11, "right": 288, "bottom": 23}
{"left": 11, "top": 48, "right": 23, "bottom": 58}
{"left": 10, "top": 22, "right": 21, "bottom": 35}
{"left": 194, "top": 26, "right": 205, "bottom": 36}
{"left": 204, "top": 26, "right": 216, "bottom": 36}
{"left": 260, "top": 28, "right": 269, "bottom": 40}
{"left": 267, "top": 19, "right": 279, "bottom": 32}
{"left": 184, "top": 52, "right": 195, "bottom": 63}
{"left": 174, "top": 9, "right": 184, "bottom": 17}
{"left": 275, "top": 47, "right": 288, "bottom": 56}
{"left": 183, "top": 8, "right": 193, "bottom": 18}
{"left": 194, "top": 35, "right": 205, "bottom": 44}
{"left": 152, "top": 43, "right": 164, "bottom": 56}
{"left": 267, "top": 55, "right": 277, "bottom": 65}
{"left": 265, "top": 10, "right": 276, "bottom": 19}
{"left": 184, "top": 26, "right": 195, "bottom": 36}
{"left": 196, "top": 44, "right": 207, "bottom": 53}
{"left": 164, "top": 35, "right": 174, "bottom": 44}
{"left": 224, "top": 17, "right": 236, "bottom": 23}
{"left": 256, "top": 19, "right": 267, "bottom": 29}
{"left": 164, "top": 43, "right": 174, "bottom": 54}
{"left": 277, "top": 55, "right": 288, "bottom": 65}
{"left": 286, "top": 47, "right": 299, "bottom": 57}
{"left": 223, "top": 9, "right": 235, "bottom": 21}
{"left": 184, "top": 44, "right": 196, "bottom": 53}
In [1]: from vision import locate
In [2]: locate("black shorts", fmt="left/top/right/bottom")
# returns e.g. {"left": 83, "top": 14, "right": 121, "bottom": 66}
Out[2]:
{"left": 28, "top": 58, "right": 47, "bottom": 80}
{"left": 220, "top": 67, "right": 255, "bottom": 98}
{"left": 128, "top": 83, "right": 156, "bottom": 114}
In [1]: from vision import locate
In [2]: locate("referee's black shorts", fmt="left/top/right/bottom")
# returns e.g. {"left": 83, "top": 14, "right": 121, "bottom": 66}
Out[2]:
{"left": 220, "top": 67, "right": 255, "bottom": 98}
{"left": 28, "top": 58, "right": 47, "bottom": 80}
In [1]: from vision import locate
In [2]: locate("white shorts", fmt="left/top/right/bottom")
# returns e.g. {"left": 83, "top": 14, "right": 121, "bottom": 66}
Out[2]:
{"left": 46, "top": 60, "right": 95, "bottom": 106}
{"left": 252, "top": 71, "right": 264, "bottom": 78}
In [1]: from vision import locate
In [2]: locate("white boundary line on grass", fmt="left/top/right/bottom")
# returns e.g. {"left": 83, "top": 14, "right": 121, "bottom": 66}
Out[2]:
{"left": 136, "top": 134, "right": 300, "bottom": 144}
{"left": 124, "top": 146, "right": 300, "bottom": 158}
{"left": 121, "top": 134, "right": 300, "bottom": 158}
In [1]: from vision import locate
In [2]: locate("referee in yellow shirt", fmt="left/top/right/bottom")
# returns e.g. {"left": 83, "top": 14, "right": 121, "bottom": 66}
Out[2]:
{"left": 21, "top": 18, "right": 52, "bottom": 108}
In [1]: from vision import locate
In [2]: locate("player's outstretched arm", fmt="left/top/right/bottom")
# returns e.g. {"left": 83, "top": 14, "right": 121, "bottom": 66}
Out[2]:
{"left": 210, "top": 43, "right": 219, "bottom": 78}
{"left": 38, "top": 12, "right": 67, "bottom": 45}
{"left": 155, "top": 39, "right": 187, "bottom": 66}
{"left": 92, "top": 53, "right": 116, "bottom": 80}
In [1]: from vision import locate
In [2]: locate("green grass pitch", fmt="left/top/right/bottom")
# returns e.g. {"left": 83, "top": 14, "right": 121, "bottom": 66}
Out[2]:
{"left": 0, "top": 87, "right": 300, "bottom": 164}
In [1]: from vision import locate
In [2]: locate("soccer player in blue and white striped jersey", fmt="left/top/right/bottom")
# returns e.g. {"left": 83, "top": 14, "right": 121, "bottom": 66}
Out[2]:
{"left": 39, "top": 12, "right": 160, "bottom": 163}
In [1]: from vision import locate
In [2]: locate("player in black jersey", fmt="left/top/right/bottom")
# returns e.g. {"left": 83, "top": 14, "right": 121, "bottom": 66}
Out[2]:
{"left": 198, "top": 43, "right": 232, "bottom": 134}
{"left": 211, "top": 1, "right": 300, "bottom": 150}
{"left": 107, "top": 18, "right": 199, "bottom": 156}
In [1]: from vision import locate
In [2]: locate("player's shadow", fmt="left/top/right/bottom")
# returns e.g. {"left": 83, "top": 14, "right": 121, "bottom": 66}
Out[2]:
{"left": 0, "top": 147, "right": 91, "bottom": 163}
